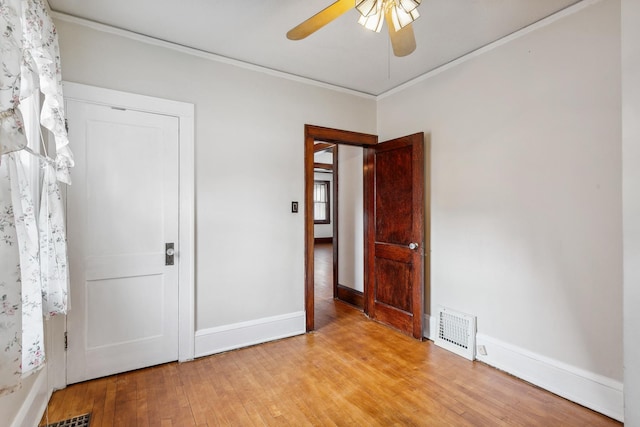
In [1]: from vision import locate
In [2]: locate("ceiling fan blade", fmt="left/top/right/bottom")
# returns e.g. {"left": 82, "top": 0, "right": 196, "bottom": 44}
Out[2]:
{"left": 385, "top": 8, "right": 416, "bottom": 57}
{"left": 287, "top": 0, "right": 355, "bottom": 40}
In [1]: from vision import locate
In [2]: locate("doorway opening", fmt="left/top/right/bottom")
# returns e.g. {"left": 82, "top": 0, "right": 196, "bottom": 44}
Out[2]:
{"left": 305, "top": 125, "right": 428, "bottom": 338}
{"left": 304, "top": 125, "right": 377, "bottom": 332}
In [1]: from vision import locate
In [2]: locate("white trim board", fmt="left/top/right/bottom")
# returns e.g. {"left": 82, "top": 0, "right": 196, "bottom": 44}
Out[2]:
{"left": 423, "top": 313, "right": 434, "bottom": 341}
{"left": 476, "top": 334, "right": 624, "bottom": 421}
{"left": 423, "top": 316, "right": 623, "bottom": 421}
{"left": 51, "top": 12, "right": 375, "bottom": 101}
{"left": 62, "top": 81, "right": 196, "bottom": 363}
{"left": 377, "top": 0, "right": 604, "bottom": 99}
{"left": 51, "top": 1, "right": 603, "bottom": 100}
{"left": 10, "top": 369, "right": 50, "bottom": 427}
{"left": 195, "top": 311, "right": 306, "bottom": 358}
{"left": 476, "top": 333, "right": 624, "bottom": 422}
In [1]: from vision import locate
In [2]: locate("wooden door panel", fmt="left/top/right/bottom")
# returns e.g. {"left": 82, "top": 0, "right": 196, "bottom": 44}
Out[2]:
{"left": 375, "top": 144, "right": 414, "bottom": 245}
{"left": 369, "top": 301, "right": 413, "bottom": 333}
{"left": 374, "top": 257, "right": 412, "bottom": 312}
{"left": 366, "top": 133, "right": 424, "bottom": 339}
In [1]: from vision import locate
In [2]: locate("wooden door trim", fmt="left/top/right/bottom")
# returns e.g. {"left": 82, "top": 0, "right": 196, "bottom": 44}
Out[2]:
{"left": 363, "top": 146, "right": 374, "bottom": 316}
{"left": 331, "top": 144, "right": 339, "bottom": 299}
{"left": 336, "top": 284, "right": 365, "bottom": 309}
{"left": 305, "top": 125, "right": 377, "bottom": 332}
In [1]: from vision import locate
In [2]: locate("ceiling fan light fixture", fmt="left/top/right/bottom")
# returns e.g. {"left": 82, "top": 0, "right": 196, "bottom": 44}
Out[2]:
{"left": 356, "top": 0, "right": 384, "bottom": 32}
{"left": 356, "top": 0, "right": 421, "bottom": 33}
{"left": 389, "top": 3, "right": 420, "bottom": 31}
{"left": 397, "top": 0, "right": 421, "bottom": 14}
{"left": 358, "top": 11, "right": 384, "bottom": 32}
{"left": 356, "top": 0, "right": 381, "bottom": 17}
{"left": 287, "top": 0, "right": 419, "bottom": 56}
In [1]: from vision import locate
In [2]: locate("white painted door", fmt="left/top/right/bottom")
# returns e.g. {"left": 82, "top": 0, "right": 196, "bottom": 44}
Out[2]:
{"left": 66, "top": 100, "right": 179, "bottom": 384}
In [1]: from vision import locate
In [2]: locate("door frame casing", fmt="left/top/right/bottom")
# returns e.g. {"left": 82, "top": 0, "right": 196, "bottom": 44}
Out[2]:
{"left": 62, "top": 82, "right": 195, "bottom": 369}
{"left": 304, "top": 125, "right": 377, "bottom": 331}
{"left": 312, "top": 144, "right": 338, "bottom": 297}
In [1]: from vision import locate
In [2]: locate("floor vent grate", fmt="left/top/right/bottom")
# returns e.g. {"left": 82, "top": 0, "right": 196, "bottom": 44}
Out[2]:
{"left": 434, "top": 307, "right": 476, "bottom": 360}
{"left": 44, "top": 413, "right": 91, "bottom": 427}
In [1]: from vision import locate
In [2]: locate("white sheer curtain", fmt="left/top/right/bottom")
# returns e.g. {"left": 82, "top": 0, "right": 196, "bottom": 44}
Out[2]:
{"left": 0, "top": 0, "right": 72, "bottom": 396}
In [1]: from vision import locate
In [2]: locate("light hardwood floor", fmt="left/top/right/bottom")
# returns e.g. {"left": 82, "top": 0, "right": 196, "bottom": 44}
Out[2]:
{"left": 41, "top": 244, "right": 621, "bottom": 426}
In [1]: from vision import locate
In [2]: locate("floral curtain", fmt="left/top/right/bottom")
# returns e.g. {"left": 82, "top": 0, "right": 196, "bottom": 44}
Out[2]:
{"left": 0, "top": 0, "right": 72, "bottom": 396}
{"left": 0, "top": 0, "right": 28, "bottom": 156}
{"left": 40, "top": 161, "right": 68, "bottom": 316}
{"left": 0, "top": 160, "right": 22, "bottom": 396}
{"left": 21, "top": 0, "right": 73, "bottom": 183}
{"left": 8, "top": 152, "right": 45, "bottom": 373}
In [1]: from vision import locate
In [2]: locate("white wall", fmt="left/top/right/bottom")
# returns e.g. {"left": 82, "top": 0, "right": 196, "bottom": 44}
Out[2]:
{"left": 622, "top": 0, "right": 640, "bottom": 424}
{"left": 337, "top": 145, "right": 364, "bottom": 292}
{"left": 314, "top": 150, "right": 333, "bottom": 164}
{"left": 2, "top": 316, "right": 66, "bottom": 427}
{"left": 51, "top": 18, "right": 376, "bottom": 331}
{"left": 378, "top": 0, "right": 622, "bottom": 418}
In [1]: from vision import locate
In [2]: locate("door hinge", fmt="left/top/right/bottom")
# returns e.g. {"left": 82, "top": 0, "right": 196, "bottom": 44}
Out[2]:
{"left": 64, "top": 332, "right": 68, "bottom": 351}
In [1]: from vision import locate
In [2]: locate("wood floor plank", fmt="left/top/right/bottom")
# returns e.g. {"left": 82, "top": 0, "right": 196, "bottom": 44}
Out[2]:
{"left": 40, "top": 244, "right": 621, "bottom": 426}
{"left": 99, "top": 377, "right": 117, "bottom": 427}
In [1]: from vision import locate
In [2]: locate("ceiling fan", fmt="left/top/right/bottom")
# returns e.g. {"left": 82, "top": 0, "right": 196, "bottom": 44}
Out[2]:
{"left": 287, "top": 0, "right": 421, "bottom": 57}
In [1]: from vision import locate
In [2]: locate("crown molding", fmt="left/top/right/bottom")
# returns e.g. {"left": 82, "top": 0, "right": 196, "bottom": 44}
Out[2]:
{"left": 49, "top": 11, "right": 376, "bottom": 101}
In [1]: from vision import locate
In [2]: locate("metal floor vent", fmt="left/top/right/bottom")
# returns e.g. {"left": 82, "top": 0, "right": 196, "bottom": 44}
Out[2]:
{"left": 434, "top": 307, "right": 476, "bottom": 361}
{"left": 44, "top": 413, "right": 91, "bottom": 427}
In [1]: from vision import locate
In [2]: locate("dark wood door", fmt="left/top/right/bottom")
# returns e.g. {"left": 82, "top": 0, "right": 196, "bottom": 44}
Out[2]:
{"left": 365, "top": 133, "right": 424, "bottom": 339}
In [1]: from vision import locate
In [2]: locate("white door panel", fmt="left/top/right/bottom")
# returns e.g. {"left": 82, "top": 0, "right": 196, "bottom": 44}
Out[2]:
{"left": 66, "top": 100, "right": 179, "bottom": 384}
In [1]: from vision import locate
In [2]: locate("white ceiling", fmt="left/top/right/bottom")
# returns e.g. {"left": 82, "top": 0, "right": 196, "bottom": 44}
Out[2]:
{"left": 47, "top": 0, "right": 581, "bottom": 96}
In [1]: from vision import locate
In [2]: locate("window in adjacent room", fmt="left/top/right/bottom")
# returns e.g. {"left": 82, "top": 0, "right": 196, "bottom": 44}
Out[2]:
{"left": 313, "top": 180, "right": 330, "bottom": 224}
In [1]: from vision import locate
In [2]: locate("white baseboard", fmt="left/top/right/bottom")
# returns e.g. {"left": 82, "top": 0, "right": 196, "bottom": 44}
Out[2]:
{"left": 424, "top": 315, "right": 622, "bottom": 422}
{"left": 423, "top": 313, "right": 438, "bottom": 340}
{"left": 194, "top": 311, "right": 306, "bottom": 358}
{"left": 11, "top": 369, "right": 51, "bottom": 427}
{"left": 475, "top": 333, "right": 623, "bottom": 422}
